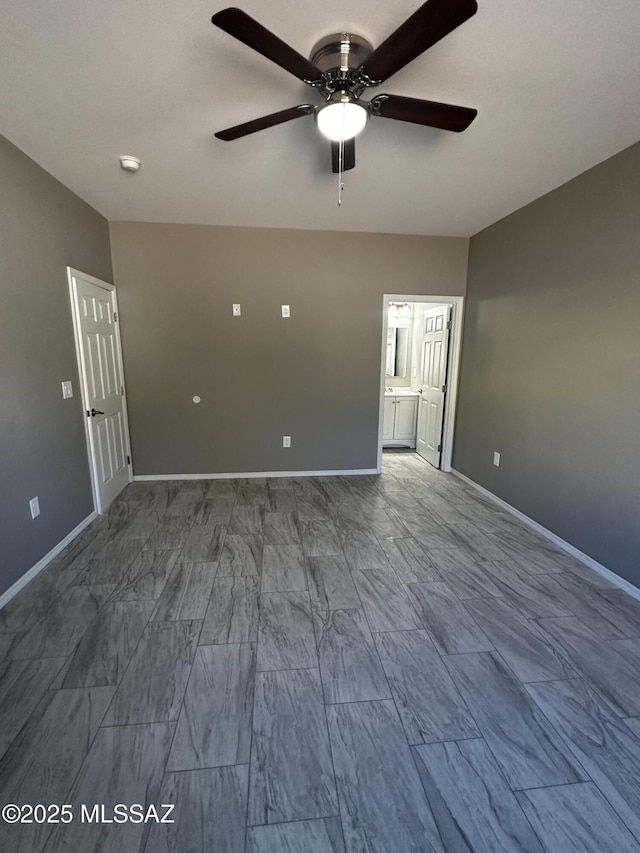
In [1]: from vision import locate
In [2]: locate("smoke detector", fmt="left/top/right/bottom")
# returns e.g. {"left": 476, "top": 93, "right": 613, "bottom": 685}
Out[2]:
{"left": 119, "top": 155, "right": 141, "bottom": 172}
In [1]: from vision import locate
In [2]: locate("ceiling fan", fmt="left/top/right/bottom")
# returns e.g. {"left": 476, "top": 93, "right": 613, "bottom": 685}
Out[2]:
{"left": 212, "top": 0, "right": 478, "bottom": 174}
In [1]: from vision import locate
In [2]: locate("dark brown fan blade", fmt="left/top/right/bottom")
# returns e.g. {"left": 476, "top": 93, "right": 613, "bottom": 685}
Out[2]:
{"left": 370, "top": 94, "right": 477, "bottom": 132}
{"left": 331, "top": 139, "right": 356, "bottom": 173}
{"left": 212, "top": 8, "right": 323, "bottom": 83}
{"left": 215, "top": 105, "right": 315, "bottom": 141}
{"left": 360, "top": 0, "right": 477, "bottom": 84}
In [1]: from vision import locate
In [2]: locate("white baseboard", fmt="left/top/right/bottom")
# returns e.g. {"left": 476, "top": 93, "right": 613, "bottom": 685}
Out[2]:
{"left": 0, "top": 512, "right": 98, "bottom": 611}
{"left": 451, "top": 468, "right": 640, "bottom": 602}
{"left": 134, "top": 468, "right": 380, "bottom": 482}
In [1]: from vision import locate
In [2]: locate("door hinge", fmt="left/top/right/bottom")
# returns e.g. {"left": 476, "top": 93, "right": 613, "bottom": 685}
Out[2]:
{"left": 441, "top": 385, "right": 447, "bottom": 393}
{"left": 446, "top": 320, "right": 452, "bottom": 330}
{"left": 86, "top": 410, "right": 90, "bottom": 418}
{"left": 113, "top": 311, "right": 118, "bottom": 322}
{"left": 127, "top": 455, "right": 131, "bottom": 465}
{"left": 120, "top": 386, "right": 124, "bottom": 396}
{"left": 438, "top": 444, "right": 442, "bottom": 452}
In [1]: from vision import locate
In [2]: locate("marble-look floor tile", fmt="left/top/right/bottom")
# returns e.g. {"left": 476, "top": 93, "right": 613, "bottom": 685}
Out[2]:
{"left": 151, "top": 562, "right": 217, "bottom": 621}
{"left": 306, "top": 555, "right": 362, "bottom": 611}
{"left": 218, "top": 534, "right": 263, "bottom": 577}
{"left": 119, "top": 508, "right": 164, "bottom": 540}
{"left": 249, "top": 668, "right": 338, "bottom": 826}
{"left": 527, "top": 677, "right": 640, "bottom": 840}
{"left": 482, "top": 561, "right": 573, "bottom": 619}
{"left": 144, "top": 765, "right": 248, "bottom": 853}
{"left": 402, "top": 516, "right": 461, "bottom": 550}
{"left": 167, "top": 643, "right": 255, "bottom": 770}
{"left": 413, "top": 738, "right": 544, "bottom": 853}
{"left": 0, "top": 632, "right": 24, "bottom": 661}
{"left": 44, "top": 722, "right": 174, "bottom": 853}
{"left": 166, "top": 488, "right": 205, "bottom": 517}
{"left": 374, "top": 630, "right": 479, "bottom": 745}
{"left": 193, "top": 497, "right": 234, "bottom": 525}
{"left": 515, "top": 782, "right": 638, "bottom": 853}
{"left": 235, "top": 479, "right": 267, "bottom": 506}
{"left": 352, "top": 569, "right": 422, "bottom": 632}
{"left": 340, "top": 528, "right": 390, "bottom": 571}
{"left": 445, "top": 651, "right": 586, "bottom": 790}
{"left": 0, "top": 657, "right": 67, "bottom": 759}
{"left": 261, "top": 543, "right": 307, "bottom": 592}
{"left": 247, "top": 817, "right": 345, "bottom": 853}
{"left": 143, "top": 518, "right": 191, "bottom": 552}
{"left": 0, "top": 563, "right": 86, "bottom": 633}
{"left": 264, "top": 512, "right": 301, "bottom": 545}
{"left": 228, "top": 505, "right": 264, "bottom": 535}
{"left": 301, "top": 519, "right": 343, "bottom": 557}
{"left": 545, "top": 573, "right": 640, "bottom": 639}
{"left": 405, "top": 582, "right": 493, "bottom": 654}
{"left": 464, "top": 596, "right": 576, "bottom": 683}
{"left": 63, "top": 600, "right": 155, "bottom": 688}
{"left": 296, "top": 493, "right": 333, "bottom": 522}
{"left": 330, "top": 501, "right": 370, "bottom": 534}
{"left": 314, "top": 609, "right": 391, "bottom": 704}
{"left": 79, "top": 537, "right": 144, "bottom": 585}
{"left": 424, "top": 548, "right": 504, "bottom": 599}
{"left": 206, "top": 479, "right": 238, "bottom": 498}
{"left": 536, "top": 616, "right": 640, "bottom": 717}
{"left": 328, "top": 699, "right": 443, "bottom": 853}
{"left": 0, "top": 686, "right": 114, "bottom": 853}
{"left": 381, "top": 537, "right": 441, "bottom": 584}
{"left": 442, "top": 523, "right": 512, "bottom": 562}
{"left": 104, "top": 619, "right": 200, "bottom": 725}
{"left": 257, "top": 591, "right": 317, "bottom": 671}
{"left": 266, "top": 488, "right": 297, "bottom": 513}
{"left": 361, "top": 504, "right": 411, "bottom": 540}
{"left": 178, "top": 523, "right": 226, "bottom": 563}
{"left": 200, "top": 576, "right": 259, "bottom": 644}
{"left": 111, "top": 549, "right": 179, "bottom": 601}
{"left": 8, "top": 585, "right": 114, "bottom": 659}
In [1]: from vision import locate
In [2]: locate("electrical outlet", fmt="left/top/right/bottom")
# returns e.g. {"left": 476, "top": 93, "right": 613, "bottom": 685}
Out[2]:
{"left": 493, "top": 451, "right": 501, "bottom": 467}
{"left": 281, "top": 305, "right": 290, "bottom": 318}
{"left": 282, "top": 435, "right": 291, "bottom": 448}
{"left": 29, "top": 496, "right": 40, "bottom": 518}
{"left": 232, "top": 304, "right": 241, "bottom": 316}
{"left": 61, "top": 380, "right": 73, "bottom": 399}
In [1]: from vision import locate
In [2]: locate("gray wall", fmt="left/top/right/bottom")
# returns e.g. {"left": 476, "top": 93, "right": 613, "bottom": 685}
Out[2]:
{"left": 454, "top": 142, "right": 640, "bottom": 585}
{"left": 0, "top": 134, "right": 113, "bottom": 595}
{"left": 109, "top": 223, "right": 468, "bottom": 475}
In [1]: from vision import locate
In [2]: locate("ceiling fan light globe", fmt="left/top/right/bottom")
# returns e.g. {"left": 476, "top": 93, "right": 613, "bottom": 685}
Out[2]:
{"left": 316, "top": 100, "right": 368, "bottom": 142}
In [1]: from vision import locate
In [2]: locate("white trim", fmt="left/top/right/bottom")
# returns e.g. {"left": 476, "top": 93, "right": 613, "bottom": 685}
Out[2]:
{"left": 378, "top": 294, "right": 464, "bottom": 474}
{"left": 0, "top": 512, "right": 98, "bottom": 611}
{"left": 134, "top": 468, "right": 379, "bottom": 481}
{"left": 451, "top": 468, "right": 640, "bottom": 602}
{"left": 67, "top": 267, "right": 133, "bottom": 513}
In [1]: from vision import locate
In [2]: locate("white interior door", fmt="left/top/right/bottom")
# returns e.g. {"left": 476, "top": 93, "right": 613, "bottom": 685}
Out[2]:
{"left": 416, "top": 305, "right": 451, "bottom": 467}
{"left": 69, "top": 269, "right": 132, "bottom": 512}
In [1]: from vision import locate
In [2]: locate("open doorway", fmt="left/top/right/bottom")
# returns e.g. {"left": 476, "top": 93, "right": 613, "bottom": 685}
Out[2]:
{"left": 377, "top": 294, "right": 465, "bottom": 473}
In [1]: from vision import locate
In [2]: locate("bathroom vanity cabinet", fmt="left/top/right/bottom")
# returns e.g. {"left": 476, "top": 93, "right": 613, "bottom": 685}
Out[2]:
{"left": 383, "top": 392, "right": 419, "bottom": 447}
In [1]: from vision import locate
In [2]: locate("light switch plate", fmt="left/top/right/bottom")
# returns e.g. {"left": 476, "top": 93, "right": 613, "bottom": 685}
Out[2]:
{"left": 29, "top": 496, "right": 40, "bottom": 518}
{"left": 232, "top": 304, "right": 241, "bottom": 316}
{"left": 493, "top": 451, "right": 501, "bottom": 467}
{"left": 281, "top": 305, "right": 290, "bottom": 318}
{"left": 61, "top": 380, "right": 73, "bottom": 399}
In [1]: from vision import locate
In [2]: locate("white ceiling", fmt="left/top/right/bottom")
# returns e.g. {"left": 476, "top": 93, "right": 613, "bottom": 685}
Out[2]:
{"left": 1, "top": 0, "right": 639, "bottom": 237}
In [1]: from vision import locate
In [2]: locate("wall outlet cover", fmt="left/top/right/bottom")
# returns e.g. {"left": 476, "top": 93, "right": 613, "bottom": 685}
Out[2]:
{"left": 493, "top": 451, "right": 501, "bottom": 467}
{"left": 282, "top": 435, "right": 291, "bottom": 448}
{"left": 29, "top": 496, "right": 40, "bottom": 518}
{"left": 232, "top": 304, "right": 241, "bottom": 316}
{"left": 281, "top": 305, "right": 290, "bottom": 318}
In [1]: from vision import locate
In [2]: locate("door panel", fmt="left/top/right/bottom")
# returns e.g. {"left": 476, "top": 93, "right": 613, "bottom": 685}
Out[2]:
{"left": 71, "top": 272, "right": 131, "bottom": 511}
{"left": 416, "top": 305, "right": 451, "bottom": 468}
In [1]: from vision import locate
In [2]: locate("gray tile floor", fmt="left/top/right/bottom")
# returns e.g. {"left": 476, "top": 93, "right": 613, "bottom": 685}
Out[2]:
{"left": 2, "top": 453, "right": 640, "bottom": 851}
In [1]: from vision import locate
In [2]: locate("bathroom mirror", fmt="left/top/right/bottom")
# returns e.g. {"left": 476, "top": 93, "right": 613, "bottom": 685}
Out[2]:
{"left": 386, "top": 326, "right": 409, "bottom": 378}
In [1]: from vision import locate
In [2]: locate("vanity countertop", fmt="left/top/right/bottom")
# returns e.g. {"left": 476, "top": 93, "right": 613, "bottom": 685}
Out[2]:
{"left": 385, "top": 388, "right": 420, "bottom": 396}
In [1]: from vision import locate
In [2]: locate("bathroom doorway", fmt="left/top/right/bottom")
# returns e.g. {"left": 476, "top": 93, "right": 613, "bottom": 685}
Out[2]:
{"left": 377, "top": 295, "right": 465, "bottom": 472}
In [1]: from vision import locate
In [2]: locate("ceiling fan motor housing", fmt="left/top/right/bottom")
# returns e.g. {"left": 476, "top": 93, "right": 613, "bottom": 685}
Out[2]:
{"left": 310, "top": 33, "right": 373, "bottom": 90}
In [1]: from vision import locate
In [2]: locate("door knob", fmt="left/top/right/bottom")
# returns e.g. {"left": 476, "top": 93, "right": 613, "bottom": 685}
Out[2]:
{"left": 90, "top": 408, "right": 104, "bottom": 417}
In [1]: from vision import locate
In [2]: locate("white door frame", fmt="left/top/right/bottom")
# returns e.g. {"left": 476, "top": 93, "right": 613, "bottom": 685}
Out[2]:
{"left": 67, "top": 267, "right": 133, "bottom": 512}
{"left": 377, "top": 294, "right": 465, "bottom": 473}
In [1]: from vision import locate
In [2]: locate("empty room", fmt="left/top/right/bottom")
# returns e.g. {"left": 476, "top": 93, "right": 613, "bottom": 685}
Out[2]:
{"left": 1, "top": 1, "right": 640, "bottom": 851}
